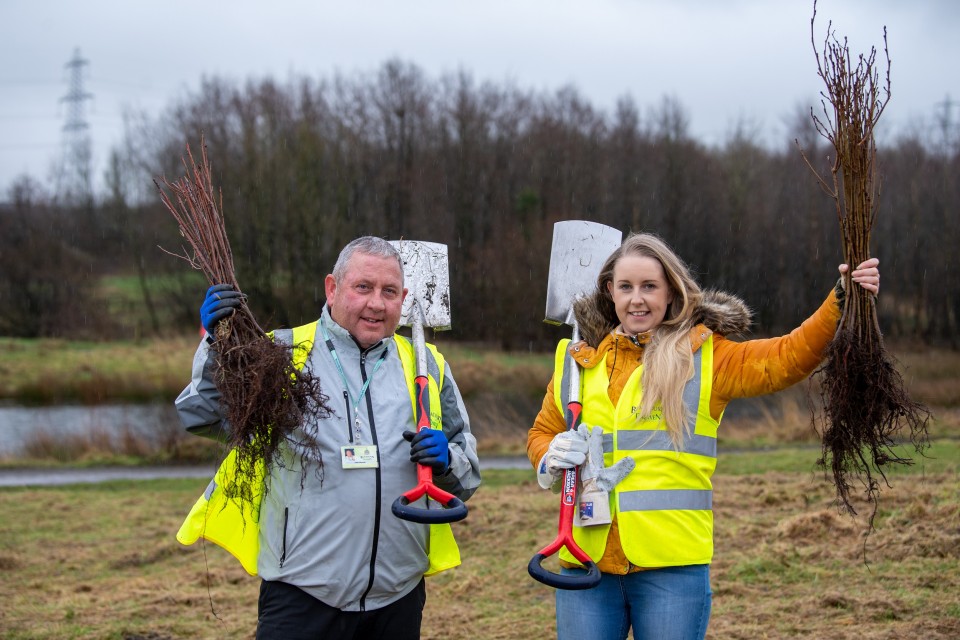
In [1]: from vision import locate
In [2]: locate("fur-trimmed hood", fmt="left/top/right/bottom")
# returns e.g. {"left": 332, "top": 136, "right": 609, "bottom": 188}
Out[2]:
{"left": 573, "top": 288, "right": 753, "bottom": 348}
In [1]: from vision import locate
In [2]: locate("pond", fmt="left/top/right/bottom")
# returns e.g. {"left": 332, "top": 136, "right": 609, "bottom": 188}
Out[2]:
{"left": 0, "top": 403, "right": 181, "bottom": 457}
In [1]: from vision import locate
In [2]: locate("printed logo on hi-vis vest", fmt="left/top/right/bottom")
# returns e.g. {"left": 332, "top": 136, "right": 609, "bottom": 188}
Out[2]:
{"left": 631, "top": 406, "right": 664, "bottom": 423}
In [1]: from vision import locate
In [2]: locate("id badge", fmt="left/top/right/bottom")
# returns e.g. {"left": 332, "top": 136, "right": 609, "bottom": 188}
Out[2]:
{"left": 341, "top": 445, "right": 379, "bottom": 469}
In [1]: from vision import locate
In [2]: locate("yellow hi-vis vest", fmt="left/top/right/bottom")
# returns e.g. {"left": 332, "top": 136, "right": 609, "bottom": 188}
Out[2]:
{"left": 553, "top": 336, "right": 719, "bottom": 568}
{"left": 176, "top": 322, "right": 461, "bottom": 576}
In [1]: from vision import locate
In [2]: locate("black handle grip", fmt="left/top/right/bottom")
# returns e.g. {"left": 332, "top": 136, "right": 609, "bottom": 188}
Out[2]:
{"left": 527, "top": 555, "right": 602, "bottom": 590}
{"left": 391, "top": 496, "right": 469, "bottom": 524}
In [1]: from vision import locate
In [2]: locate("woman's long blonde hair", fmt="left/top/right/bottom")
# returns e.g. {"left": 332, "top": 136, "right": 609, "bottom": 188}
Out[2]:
{"left": 596, "top": 233, "right": 703, "bottom": 446}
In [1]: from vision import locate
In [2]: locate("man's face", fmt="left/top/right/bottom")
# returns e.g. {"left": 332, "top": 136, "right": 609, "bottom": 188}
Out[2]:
{"left": 325, "top": 252, "right": 407, "bottom": 349}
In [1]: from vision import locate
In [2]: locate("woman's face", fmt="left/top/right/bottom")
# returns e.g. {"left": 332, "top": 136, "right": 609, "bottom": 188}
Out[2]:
{"left": 606, "top": 254, "right": 675, "bottom": 335}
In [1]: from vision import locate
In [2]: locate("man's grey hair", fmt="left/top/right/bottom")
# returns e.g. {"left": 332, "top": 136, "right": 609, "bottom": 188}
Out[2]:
{"left": 332, "top": 236, "right": 404, "bottom": 283}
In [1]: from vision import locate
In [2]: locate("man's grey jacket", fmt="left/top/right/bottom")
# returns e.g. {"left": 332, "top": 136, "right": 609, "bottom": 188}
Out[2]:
{"left": 176, "top": 305, "right": 481, "bottom": 611}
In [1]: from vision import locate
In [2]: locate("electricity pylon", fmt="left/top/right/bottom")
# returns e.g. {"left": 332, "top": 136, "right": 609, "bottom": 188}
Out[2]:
{"left": 57, "top": 47, "right": 94, "bottom": 205}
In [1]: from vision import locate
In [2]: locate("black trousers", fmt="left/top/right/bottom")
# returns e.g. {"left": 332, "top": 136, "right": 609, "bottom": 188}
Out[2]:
{"left": 256, "top": 578, "right": 426, "bottom": 640}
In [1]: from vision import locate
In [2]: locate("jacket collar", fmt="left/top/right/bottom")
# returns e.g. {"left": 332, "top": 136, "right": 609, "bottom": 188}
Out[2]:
{"left": 569, "top": 322, "right": 716, "bottom": 370}
{"left": 320, "top": 305, "right": 394, "bottom": 357}
{"left": 573, "top": 289, "right": 752, "bottom": 349}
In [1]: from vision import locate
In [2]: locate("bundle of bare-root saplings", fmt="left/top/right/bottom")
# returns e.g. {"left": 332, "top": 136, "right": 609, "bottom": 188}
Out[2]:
{"left": 155, "top": 139, "right": 331, "bottom": 508}
{"left": 800, "top": 2, "right": 931, "bottom": 530}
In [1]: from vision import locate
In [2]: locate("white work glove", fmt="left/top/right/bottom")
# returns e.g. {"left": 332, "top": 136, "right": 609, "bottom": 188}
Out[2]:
{"left": 576, "top": 425, "right": 635, "bottom": 527}
{"left": 536, "top": 425, "right": 590, "bottom": 491}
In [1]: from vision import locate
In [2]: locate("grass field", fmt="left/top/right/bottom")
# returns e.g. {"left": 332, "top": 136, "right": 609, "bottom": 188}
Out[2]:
{"left": 1, "top": 336, "right": 957, "bottom": 637}
{"left": 0, "top": 444, "right": 957, "bottom": 640}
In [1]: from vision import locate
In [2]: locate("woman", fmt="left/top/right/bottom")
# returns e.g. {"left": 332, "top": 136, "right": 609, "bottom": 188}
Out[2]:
{"left": 527, "top": 232, "right": 879, "bottom": 640}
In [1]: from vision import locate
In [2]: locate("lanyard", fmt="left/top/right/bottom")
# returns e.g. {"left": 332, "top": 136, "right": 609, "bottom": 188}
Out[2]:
{"left": 320, "top": 318, "right": 388, "bottom": 444}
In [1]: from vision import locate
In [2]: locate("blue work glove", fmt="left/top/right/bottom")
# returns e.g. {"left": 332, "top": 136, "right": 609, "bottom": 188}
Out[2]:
{"left": 200, "top": 284, "right": 243, "bottom": 337}
{"left": 402, "top": 429, "right": 450, "bottom": 474}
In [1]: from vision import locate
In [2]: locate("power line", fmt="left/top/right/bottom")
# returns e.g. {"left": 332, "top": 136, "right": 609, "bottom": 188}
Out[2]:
{"left": 0, "top": 142, "right": 61, "bottom": 150}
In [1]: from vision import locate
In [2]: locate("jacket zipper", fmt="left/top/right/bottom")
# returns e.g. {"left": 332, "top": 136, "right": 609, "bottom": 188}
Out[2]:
{"left": 279, "top": 506, "right": 289, "bottom": 568}
{"left": 358, "top": 345, "right": 382, "bottom": 612}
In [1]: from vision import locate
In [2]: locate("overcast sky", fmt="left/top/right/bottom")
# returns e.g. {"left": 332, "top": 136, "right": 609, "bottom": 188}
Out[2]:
{"left": 1, "top": 0, "right": 957, "bottom": 195}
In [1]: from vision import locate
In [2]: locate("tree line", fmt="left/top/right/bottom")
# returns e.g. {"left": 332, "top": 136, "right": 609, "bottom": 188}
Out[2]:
{"left": 1, "top": 60, "right": 957, "bottom": 348}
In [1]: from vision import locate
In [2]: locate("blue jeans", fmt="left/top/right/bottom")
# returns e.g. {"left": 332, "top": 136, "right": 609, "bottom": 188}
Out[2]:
{"left": 555, "top": 565, "right": 711, "bottom": 640}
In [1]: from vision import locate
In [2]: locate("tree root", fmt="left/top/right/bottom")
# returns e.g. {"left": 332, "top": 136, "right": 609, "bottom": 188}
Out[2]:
{"left": 815, "top": 328, "right": 931, "bottom": 528}
{"left": 215, "top": 314, "right": 332, "bottom": 506}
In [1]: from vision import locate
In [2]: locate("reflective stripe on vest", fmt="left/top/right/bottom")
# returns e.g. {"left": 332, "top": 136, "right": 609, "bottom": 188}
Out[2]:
{"left": 176, "top": 323, "right": 461, "bottom": 577}
{"left": 552, "top": 336, "right": 719, "bottom": 568}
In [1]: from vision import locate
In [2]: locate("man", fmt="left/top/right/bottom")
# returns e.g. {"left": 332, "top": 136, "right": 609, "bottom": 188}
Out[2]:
{"left": 176, "top": 236, "right": 481, "bottom": 639}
